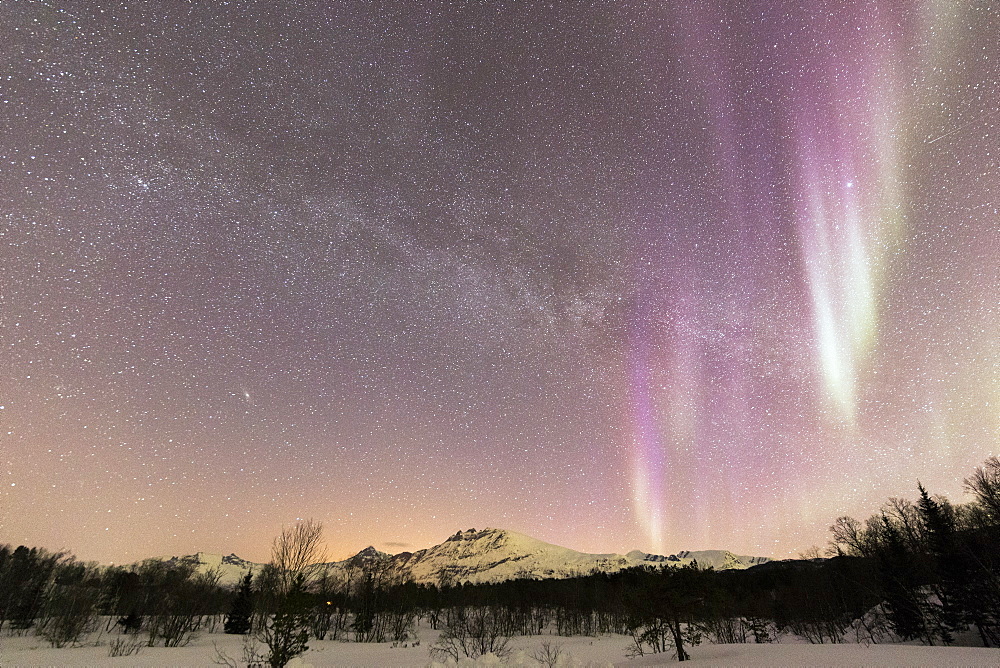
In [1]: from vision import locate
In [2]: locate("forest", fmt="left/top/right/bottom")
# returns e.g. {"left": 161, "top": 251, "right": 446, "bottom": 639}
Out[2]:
{"left": 2, "top": 457, "right": 1000, "bottom": 665}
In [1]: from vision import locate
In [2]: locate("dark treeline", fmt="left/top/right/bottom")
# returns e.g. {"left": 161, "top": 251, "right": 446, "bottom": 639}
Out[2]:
{"left": 362, "top": 555, "right": 881, "bottom": 660}
{"left": 826, "top": 457, "right": 1000, "bottom": 647}
{"left": 0, "top": 548, "right": 228, "bottom": 651}
{"left": 3, "top": 458, "right": 1000, "bottom": 664}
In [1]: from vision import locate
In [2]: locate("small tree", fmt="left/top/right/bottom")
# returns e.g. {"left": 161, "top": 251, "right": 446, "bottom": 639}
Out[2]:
{"left": 259, "top": 573, "right": 311, "bottom": 668}
{"left": 531, "top": 641, "right": 565, "bottom": 668}
{"left": 225, "top": 571, "right": 254, "bottom": 635}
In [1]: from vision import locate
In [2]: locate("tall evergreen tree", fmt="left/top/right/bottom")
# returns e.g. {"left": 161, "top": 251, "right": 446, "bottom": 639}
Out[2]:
{"left": 875, "top": 516, "right": 933, "bottom": 643}
{"left": 917, "top": 483, "right": 991, "bottom": 645}
{"left": 224, "top": 570, "right": 254, "bottom": 635}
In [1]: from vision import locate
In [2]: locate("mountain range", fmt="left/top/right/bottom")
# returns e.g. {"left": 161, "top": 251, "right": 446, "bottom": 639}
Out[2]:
{"left": 158, "top": 528, "right": 771, "bottom": 587}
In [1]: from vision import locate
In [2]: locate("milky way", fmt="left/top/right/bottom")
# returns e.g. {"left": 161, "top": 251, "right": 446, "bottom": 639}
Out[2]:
{"left": 1, "top": 1, "right": 997, "bottom": 564}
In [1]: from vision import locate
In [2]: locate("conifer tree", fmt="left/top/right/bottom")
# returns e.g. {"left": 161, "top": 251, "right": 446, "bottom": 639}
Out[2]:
{"left": 875, "top": 516, "right": 933, "bottom": 643}
{"left": 224, "top": 570, "right": 254, "bottom": 635}
{"left": 917, "top": 483, "right": 990, "bottom": 645}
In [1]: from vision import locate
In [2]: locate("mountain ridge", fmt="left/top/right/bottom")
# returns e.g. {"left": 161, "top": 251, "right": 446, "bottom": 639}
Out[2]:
{"left": 153, "top": 527, "right": 772, "bottom": 586}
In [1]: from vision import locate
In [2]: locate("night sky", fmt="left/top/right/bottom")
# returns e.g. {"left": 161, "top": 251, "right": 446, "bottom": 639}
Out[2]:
{"left": 2, "top": 1, "right": 997, "bottom": 565}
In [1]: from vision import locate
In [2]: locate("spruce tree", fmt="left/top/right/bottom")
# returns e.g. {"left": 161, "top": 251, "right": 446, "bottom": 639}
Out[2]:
{"left": 917, "top": 483, "right": 986, "bottom": 644}
{"left": 224, "top": 570, "right": 254, "bottom": 635}
{"left": 875, "top": 517, "right": 932, "bottom": 643}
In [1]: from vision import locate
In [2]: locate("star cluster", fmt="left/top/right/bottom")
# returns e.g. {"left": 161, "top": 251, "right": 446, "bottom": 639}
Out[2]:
{"left": 1, "top": 1, "right": 996, "bottom": 564}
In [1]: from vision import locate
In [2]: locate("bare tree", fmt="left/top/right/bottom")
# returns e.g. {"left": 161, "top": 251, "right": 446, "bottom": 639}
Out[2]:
{"left": 965, "top": 456, "right": 1000, "bottom": 521}
{"left": 38, "top": 560, "right": 101, "bottom": 647}
{"left": 828, "top": 516, "right": 874, "bottom": 557}
{"left": 271, "top": 519, "right": 328, "bottom": 594}
{"left": 430, "top": 607, "right": 512, "bottom": 662}
{"left": 250, "top": 519, "right": 328, "bottom": 668}
{"left": 798, "top": 546, "right": 823, "bottom": 560}
{"left": 882, "top": 498, "right": 924, "bottom": 551}
{"left": 531, "top": 641, "right": 565, "bottom": 668}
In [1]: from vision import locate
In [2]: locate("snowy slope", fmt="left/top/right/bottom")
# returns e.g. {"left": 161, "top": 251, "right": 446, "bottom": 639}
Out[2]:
{"left": 390, "top": 528, "right": 770, "bottom": 584}
{"left": 153, "top": 528, "right": 771, "bottom": 586}
{"left": 154, "top": 551, "right": 259, "bottom": 585}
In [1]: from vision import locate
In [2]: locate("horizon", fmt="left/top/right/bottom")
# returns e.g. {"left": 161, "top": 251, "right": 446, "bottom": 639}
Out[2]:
{"left": 87, "top": 526, "right": 780, "bottom": 570}
{"left": 49, "top": 525, "right": 784, "bottom": 568}
{"left": 2, "top": 2, "right": 996, "bottom": 567}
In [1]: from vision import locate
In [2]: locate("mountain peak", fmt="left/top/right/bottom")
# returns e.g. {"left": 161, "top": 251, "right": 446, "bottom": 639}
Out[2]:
{"left": 351, "top": 546, "right": 390, "bottom": 561}
{"left": 445, "top": 527, "right": 505, "bottom": 541}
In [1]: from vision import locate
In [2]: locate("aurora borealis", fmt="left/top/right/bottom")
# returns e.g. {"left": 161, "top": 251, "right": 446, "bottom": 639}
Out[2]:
{"left": 2, "top": 1, "right": 997, "bottom": 565}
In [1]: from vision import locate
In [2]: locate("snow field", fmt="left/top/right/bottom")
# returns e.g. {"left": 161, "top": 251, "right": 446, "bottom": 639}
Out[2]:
{"left": 3, "top": 623, "right": 999, "bottom": 667}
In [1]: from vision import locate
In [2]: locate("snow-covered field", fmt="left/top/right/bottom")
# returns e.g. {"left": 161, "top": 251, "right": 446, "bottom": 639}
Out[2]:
{"left": 2, "top": 626, "right": 998, "bottom": 667}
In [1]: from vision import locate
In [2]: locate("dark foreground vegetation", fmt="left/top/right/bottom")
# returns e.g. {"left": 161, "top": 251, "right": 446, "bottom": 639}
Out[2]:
{"left": 3, "top": 458, "right": 1000, "bottom": 664}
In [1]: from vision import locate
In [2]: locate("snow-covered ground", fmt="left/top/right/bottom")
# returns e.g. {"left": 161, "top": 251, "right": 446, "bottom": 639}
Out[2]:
{"left": 2, "top": 626, "right": 998, "bottom": 667}
{"left": 620, "top": 643, "right": 1000, "bottom": 667}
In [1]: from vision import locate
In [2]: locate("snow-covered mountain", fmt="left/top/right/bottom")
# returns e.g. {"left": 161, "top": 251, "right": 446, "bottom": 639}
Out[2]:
{"left": 154, "top": 552, "right": 259, "bottom": 585}
{"left": 154, "top": 528, "right": 771, "bottom": 587}
{"left": 390, "top": 528, "right": 770, "bottom": 584}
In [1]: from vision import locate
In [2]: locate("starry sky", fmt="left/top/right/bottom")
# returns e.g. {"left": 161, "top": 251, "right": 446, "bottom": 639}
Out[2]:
{"left": 1, "top": 0, "right": 997, "bottom": 565}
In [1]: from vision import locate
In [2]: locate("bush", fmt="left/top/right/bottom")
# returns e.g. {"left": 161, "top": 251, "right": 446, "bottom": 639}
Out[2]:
{"left": 108, "top": 634, "right": 144, "bottom": 657}
{"left": 430, "top": 607, "right": 512, "bottom": 662}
